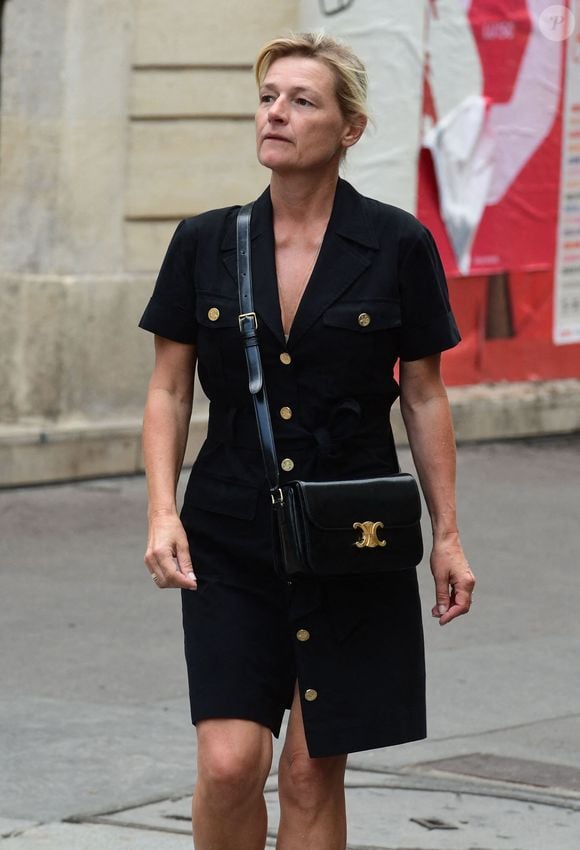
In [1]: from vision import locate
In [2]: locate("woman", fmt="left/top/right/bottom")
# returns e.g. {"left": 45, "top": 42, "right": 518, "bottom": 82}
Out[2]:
{"left": 140, "top": 32, "right": 475, "bottom": 850}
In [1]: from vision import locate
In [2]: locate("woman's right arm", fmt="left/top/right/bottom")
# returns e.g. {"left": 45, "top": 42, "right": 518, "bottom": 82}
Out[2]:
{"left": 143, "top": 335, "right": 198, "bottom": 590}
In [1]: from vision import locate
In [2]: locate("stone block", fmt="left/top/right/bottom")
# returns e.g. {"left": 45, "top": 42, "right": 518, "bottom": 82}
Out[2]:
{"left": 125, "top": 221, "right": 180, "bottom": 273}
{"left": 131, "top": 68, "right": 257, "bottom": 118}
{"left": 134, "top": 0, "right": 297, "bottom": 66}
{"left": 0, "top": 275, "right": 24, "bottom": 422}
{"left": 57, "top": 274, "right": 155, "bottom": 418}
{"left": 0, "top": 413, "right": 208, "bottom": 487}
{"left": 0, "top": 274, "right": 155, "bottom": 422}
{"left": 126, "top": 120, "right": 269, "bottom": 218}
{"left": 447, "top": 380, "right": 580, "bottom": 443}
{"left": 0, "top": 0, "right": 133, "bottom": 275}
{"left": 0, "top": 275, "right": 69, "bottom": 421}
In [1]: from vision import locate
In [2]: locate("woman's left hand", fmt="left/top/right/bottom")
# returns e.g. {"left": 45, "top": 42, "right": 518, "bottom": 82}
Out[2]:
{"left": 430, "top": 533, "right": 475, "bottom": 626}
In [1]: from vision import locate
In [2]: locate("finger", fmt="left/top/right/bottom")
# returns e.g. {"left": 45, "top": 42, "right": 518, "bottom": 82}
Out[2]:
{"left": 144, "top": 551, "right": 166, "bottom": 589}
{"left": 150, "top": 571, "right": 164, "bottom": 589}
{"left": 156, "top": 552, "right": 198, "bottom": 590}
{"left": 147, "top": 547, "right": 179, "bottom": 588}
{"left": 148, "top": 558, "right": 168, "bottom": 588}
{"left": 175, "top": 541, "right": 197, "bottom": 590}
{"left": 432, "top": 575, "right": 451, "bottom": 618}
{"left": 438, "top": 588, "right": 473, "bottom": 625}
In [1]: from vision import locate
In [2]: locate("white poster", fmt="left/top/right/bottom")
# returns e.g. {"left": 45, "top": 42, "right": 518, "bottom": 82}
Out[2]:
{"left": 554, "top": 7, "right": 580, "bottom": 345}
{"left": 299, "top": 0, "right": 426, "bottom": 212}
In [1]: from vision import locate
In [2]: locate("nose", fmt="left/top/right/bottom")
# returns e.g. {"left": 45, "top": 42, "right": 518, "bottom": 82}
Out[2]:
{"left": 268, "top": 95, "right": 288, "bottom": 124}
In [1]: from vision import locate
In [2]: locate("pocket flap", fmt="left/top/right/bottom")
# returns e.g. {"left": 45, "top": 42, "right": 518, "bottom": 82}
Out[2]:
{"left": 196, "top": 292, "right": 240, "bottom": 328}
{"left": 323, "top": 299, "right": 401, "bottom": 331}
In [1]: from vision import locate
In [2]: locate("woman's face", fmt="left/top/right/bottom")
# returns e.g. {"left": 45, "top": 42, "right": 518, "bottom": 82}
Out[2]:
{"left": 256, "top": 56, "right": 359, "bottom": 175}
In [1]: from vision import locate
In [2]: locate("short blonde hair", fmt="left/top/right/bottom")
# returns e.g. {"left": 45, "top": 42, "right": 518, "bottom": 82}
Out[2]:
{"left": 254, "top": 32, "right": 368, "bottom": 133}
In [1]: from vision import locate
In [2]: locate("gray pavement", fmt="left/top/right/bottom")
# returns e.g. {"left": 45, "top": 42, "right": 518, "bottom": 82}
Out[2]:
{"left": 1, "top": 435, "right": 579, "bottom": 849}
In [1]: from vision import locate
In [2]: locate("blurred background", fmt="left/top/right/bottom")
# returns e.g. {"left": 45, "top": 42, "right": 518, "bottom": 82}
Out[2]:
{"left": 0, "top": 0, "right": 579, "bottom": 489}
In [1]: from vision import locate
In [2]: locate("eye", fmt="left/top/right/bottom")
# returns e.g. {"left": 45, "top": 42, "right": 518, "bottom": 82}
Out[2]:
{"left": 260, "top": 93, "right": 275, "bottom": 104}
{"left": 296, "top": 97, "right": 314, "bottom": 107}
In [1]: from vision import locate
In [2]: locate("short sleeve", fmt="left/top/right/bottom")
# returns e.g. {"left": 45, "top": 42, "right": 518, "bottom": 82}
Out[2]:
{"left": 138, "top": 219, "right": 198, "bottom": 344}
{"left": 398, "top": 223, "right": 461, "bottom": 361}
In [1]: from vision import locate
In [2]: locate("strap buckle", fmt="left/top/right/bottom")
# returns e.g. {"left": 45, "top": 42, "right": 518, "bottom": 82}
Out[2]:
{"left": 238, "top": 312, "right": 258, "bottom": 332}
{"left": 271, "top": 488, "right": 284, "bottom": 506}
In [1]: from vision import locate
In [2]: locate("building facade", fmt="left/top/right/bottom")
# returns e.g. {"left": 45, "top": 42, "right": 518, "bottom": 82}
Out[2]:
{"left": 2, "top": 1, "right": 578, "bottom": 485}
{"left": 0, "top": 0, "right": 296, "bottom": 484}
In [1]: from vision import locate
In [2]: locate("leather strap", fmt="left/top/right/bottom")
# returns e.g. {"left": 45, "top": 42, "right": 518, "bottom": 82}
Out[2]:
{"left": 236, "top": 204, "right": 282, "bottom": 503}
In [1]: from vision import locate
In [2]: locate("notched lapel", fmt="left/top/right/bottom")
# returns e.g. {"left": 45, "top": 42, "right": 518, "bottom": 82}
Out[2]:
{"left": 287, "top": 234, "right": 373, "bottom": 347}
{"left": 220, "top": 179, "right": 378, "bottom": 348}
{"left": 288, "top": 179, "right": 379, "bottom": 347}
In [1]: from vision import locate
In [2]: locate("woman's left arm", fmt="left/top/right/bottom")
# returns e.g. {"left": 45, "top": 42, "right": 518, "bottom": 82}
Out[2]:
{"left": 399, "top": 354, "right": 475, "bottom": 625}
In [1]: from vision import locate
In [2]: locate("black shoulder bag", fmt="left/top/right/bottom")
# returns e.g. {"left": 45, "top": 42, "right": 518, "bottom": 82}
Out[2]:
{"left": 236, "top": 203, "right": 423, "bottom": 578}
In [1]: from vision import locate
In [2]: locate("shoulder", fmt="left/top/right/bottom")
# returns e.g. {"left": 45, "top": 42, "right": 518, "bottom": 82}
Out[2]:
{"left": 337, "top": 180, "right": 430, "bottom": 261}
{"left": 364, "top": 195, "right": 427, "bottom": 247}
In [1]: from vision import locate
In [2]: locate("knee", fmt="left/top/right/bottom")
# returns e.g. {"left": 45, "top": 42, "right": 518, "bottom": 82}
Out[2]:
{"left": 197, "top": 733, "right": 270, "bottom": 810}
{"left": 278, "top": 749, "right": 345, "bottom": 813}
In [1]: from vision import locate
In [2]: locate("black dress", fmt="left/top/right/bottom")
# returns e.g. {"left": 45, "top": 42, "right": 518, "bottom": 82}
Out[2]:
{"left": 139, "top": 178, "right": 460, "bottom": 758}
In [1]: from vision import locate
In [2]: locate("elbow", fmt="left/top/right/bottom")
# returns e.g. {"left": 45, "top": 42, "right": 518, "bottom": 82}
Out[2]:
{"left": 399, "top": 391, "right": 426, "bottom": 420}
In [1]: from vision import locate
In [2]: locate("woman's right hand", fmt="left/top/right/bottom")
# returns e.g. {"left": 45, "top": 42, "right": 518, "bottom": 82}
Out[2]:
{"left": 144, "top": 511, "right": 197, "bottom": 590}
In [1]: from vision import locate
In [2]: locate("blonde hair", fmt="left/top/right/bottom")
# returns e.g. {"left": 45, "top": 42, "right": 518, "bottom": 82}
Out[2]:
{"left": 254, "top": 32, "right": 368, "bottom": 134}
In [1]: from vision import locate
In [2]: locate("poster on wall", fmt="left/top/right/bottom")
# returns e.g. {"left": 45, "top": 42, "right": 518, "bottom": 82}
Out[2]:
{"left": 554, "top": 0, "right": 580, "bottom": 344}
{"left": 299, "top": 0, "right": 426, "bottom": 213}
{"left": 420, "top": 0, "right": 564, "bottom": 278}
{"left": 300, "top": 0, "right": 580, "bottom": 369}
{"left": 300, "top": 0, "right": 564, "bottom": 277}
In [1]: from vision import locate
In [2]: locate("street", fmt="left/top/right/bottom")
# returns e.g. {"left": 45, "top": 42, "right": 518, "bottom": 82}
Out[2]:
{"left": 1, "top": 435, "right": 579, "bottom": 849}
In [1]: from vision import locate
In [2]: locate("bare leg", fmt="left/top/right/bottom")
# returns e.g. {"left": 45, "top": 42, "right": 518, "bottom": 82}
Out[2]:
{"left": 192, "top": 718, "right": 273, "bottom": 850}
{"left": 276, "top": 684, "right": 347, "bottom": 850}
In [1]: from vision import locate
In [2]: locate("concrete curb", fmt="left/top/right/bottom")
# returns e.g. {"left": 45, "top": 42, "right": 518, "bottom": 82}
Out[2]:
{"left": 1, "top": 379, "right": 579, "bottom": 487}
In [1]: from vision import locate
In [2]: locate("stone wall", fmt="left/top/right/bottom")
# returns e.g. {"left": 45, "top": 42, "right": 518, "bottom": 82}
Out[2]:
{"left": 0, "top": 0, "right": 297, "bottom": 485}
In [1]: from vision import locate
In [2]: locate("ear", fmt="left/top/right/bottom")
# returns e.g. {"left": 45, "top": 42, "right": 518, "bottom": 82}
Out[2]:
{"left": 341, "top": 114, "right": 367, "bottom": 150}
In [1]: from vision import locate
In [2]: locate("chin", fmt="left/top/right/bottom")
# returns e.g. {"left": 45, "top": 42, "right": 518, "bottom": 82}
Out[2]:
{"left": 258, "top": 153, "right": 293, "bottom": 171}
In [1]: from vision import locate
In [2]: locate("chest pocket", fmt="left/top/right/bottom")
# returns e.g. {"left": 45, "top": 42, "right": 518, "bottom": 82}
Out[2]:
{"left": 196, "top": 291, "right": 240, "bottom": 329}
{"left": 195, "top": 292, "right": 245, "bottom": 399}
{"left": 322, "top": 299, "right": 401, "bottom": 332}
{"left": 321, "top": 300, "right": 402, "bottom": 384}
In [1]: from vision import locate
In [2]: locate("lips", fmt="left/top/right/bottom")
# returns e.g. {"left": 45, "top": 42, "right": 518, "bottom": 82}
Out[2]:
{"left": 264, "top": 134, "right": 291, "bottom": 143}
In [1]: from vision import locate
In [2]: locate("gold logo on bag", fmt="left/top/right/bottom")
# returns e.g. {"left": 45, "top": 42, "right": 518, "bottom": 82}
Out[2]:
{"left": 353, "top": 521, "right": 386, "bottom": 548}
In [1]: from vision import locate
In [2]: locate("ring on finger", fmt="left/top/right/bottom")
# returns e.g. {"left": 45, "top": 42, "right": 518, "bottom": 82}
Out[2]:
{"left": 151, "top": 573, "right": 159, "bottom": 583}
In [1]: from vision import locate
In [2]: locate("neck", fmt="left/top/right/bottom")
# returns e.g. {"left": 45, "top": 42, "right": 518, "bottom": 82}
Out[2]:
{"left": 269, "top": 169, "right": 340, "bottom": 225}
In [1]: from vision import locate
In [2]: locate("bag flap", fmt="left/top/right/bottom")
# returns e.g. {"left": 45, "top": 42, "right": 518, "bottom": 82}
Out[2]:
{"left": 293, "top": 474, "right": 421, "bottom": 531}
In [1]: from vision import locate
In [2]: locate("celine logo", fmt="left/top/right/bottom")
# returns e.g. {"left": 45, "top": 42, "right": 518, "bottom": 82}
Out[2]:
{"left": 353, "top": 521, "right": 386, "bottom": 548}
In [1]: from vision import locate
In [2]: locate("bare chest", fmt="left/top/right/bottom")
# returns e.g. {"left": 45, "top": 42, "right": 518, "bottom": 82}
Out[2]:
{"left": 275, "top": 240, "right": 323, "bottom": 336}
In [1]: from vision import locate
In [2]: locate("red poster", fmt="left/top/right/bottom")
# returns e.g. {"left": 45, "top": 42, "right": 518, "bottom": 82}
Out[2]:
{"left": 419, "top": 0, "right": 564, "bottom": 277}
{"left": 417, "top": 0, "right": 580, "bottom": 383}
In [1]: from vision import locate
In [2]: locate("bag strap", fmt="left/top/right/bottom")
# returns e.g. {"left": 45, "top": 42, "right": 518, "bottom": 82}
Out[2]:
{"left": 236, "top": 203, "right": 283, "bottom": 504}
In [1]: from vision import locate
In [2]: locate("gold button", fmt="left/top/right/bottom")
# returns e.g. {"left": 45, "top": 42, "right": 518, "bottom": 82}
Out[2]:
{"left": 296, "top": 629, "right": 310, "bottom": 642}
{"left": 304, "top": 688, "right": 318, "bottom": 702}
{"left": 358, "top": 312, "right": 371, "bottom": 327}
{"left": 281, "top": 458, "right": 294, "bottom": 472}
{"left": 208, "top": 307, "right": 220, "bottom": 322}
{"left": 280, "top": 406, "right": 293, "bottom": 420}
{"left": 280, "top": 352, "right": 292, "bottom": 365}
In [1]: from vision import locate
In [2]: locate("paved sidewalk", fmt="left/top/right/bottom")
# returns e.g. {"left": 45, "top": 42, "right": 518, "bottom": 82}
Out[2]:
{"left": 1, "top": 436, "right": 579, "bottom": 848}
